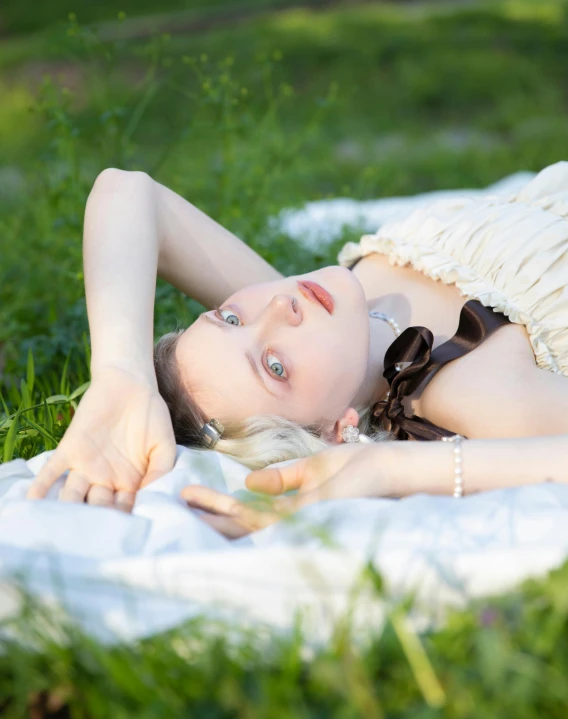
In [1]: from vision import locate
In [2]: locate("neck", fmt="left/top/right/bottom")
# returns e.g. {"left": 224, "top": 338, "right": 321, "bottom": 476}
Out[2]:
{"left": 351, "top": 297, "right": 406, "bottom": 408}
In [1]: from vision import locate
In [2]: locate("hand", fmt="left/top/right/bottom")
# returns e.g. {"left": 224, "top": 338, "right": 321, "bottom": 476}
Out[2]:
{"left": 27, "top": 366, "right": 177, "bottom": 512}
{"left": 182, "top": 442, "right": 395, "bottom": 539}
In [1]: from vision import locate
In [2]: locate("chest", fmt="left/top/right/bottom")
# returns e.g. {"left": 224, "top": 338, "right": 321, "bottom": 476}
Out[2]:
{"left": 352, "top": 252, "right": 469, "bottom": 346}
{"left": 409, "top": 323, "right": 541, "bottom": 438}
{"left": 352, "top": 251, "right": 568, "bottom": 438}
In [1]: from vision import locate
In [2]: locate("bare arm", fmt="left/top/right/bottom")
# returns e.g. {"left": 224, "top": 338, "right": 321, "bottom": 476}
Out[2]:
{"left": 29, "top": 168, "right": 280, "bottom": 505}
{"left": 388, "top": 433, "right": 568, "bottom": 496}
{"left": 180, "top": 432, "right": 568, "bottom": 539}
{"left": 155, "top": 179, "right": 283, "bottom": 309}
{"left": 85, "top": 168, "right": 282, "bottom": 380}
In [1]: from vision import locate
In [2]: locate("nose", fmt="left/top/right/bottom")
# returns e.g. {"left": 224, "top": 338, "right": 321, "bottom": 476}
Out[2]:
{"left": 263, "top": 294, "right": 302, "bottom": 326}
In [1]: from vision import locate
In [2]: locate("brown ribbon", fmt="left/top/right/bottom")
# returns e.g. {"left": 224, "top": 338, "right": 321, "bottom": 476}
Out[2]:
{"left": 371, "top": 300, "right": 511, "bottom": 441}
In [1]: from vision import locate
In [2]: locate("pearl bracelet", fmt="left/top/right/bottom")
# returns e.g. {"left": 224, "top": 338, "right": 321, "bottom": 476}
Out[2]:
{"left": 441, "top": 434, "right": 464, "bottom": 498}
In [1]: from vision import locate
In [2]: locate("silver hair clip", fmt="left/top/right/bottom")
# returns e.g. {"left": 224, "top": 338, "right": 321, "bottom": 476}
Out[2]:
{"left": 199, "top": 418, "right": 224, "bottom": 449}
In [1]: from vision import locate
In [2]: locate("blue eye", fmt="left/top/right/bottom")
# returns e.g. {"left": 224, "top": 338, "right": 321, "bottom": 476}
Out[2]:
{"left": 218, "top": 308, "right": 241, "bottom": 326}
{"left": 267, "top": 352, "right": 286, "bottom": 379}
{"left": 215, "top": 308, "right": 288, "bottom": 381}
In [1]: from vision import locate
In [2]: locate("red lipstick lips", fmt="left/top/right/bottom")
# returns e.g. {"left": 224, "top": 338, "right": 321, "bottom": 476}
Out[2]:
{"left": 297, "top": 280, "right": 334, "bottom": 314}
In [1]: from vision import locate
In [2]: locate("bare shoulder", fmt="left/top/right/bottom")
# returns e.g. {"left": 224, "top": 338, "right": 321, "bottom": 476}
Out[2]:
{"left": 415, "top": 323, "right": 568, "bottom": 438}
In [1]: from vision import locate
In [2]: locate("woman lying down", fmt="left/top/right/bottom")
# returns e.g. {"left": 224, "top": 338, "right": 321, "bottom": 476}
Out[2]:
{"left": 27, "top": 162, "right": 568, "bottom": 539}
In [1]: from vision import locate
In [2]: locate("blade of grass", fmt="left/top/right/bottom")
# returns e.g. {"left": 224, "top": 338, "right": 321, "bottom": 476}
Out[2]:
{"left": 44, "top": 398, "right": 54, "bottom": 437}
{"left": 20, "top": 379, "right": 31, "bottom": 410}
{"left": 389, "top": 606, "right": 446, "bottom": 709}
{"left": 59, "top": 351, "right": 72, "bottom": 397}
{"left": 82, "top": 333, "right": 91, "bottom": 372}
{"left": 23, "top": 417, "right": 58, "bottom": 448}
{"left": 1, "top": 398, "right": 69, "bottom": 425}
{"left": 46, "top": 395, "right": 69, "bottom": 405}
{"left": 26, "top": 349, "right": 35, "bottom": 398}
{"left": 0, "top": 391, "right": 10, "bottom": 431}
{"left": 69, "top": 381, "right": 90, "bottom": 401}
{"left": 3, "top": 403, "right": 23, "bottom": 463}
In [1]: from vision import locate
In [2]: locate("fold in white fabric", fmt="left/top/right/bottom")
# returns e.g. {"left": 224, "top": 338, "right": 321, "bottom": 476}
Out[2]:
{"left": 1, "top": 446, "right": 568, "bottom": 645}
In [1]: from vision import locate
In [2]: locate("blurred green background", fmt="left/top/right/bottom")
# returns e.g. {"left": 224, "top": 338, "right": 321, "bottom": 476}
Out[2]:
{"left": 1, "top": 0, "right": 568, "bottom": 392}
{"left": 2, "top": 4, "right": 568, "bottom": 714}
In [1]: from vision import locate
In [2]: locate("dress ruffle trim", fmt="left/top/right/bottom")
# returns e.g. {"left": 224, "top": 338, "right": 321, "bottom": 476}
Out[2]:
{"left": 338, "top": 233, "right": 563, "bottom": 375}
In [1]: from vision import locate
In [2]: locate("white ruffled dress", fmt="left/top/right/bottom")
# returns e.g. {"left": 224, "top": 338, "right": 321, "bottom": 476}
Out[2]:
{"left": 338, "top": 161, "right": 568, "bottom": 376}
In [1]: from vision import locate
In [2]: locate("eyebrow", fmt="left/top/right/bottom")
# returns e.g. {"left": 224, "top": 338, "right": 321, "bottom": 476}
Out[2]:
{"left": 200, "top": 314, "right": 280, "bottom": 398}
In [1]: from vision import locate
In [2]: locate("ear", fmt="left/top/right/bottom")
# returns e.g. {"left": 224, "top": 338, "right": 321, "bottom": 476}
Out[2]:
{"left": 330, "top": 407, "right": 360, "bottom": 445}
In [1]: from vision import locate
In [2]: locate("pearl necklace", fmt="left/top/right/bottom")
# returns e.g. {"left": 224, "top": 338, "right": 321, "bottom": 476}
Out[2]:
{"left": 369, "top": 310, "right": 403, "bottom": 373}
{"left": 368, "top": 310, "right": 402, "bottom": 337}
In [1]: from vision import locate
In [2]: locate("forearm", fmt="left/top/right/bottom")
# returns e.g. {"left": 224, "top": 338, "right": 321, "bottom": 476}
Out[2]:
{"left": 84, "top": 169, "right": 159, "bottom": 384}
{"left": 154, "top": 181, "right": 282, "bottom": 308}
{"left": 84, "top": 167, "right": 281, "bottom": 384}
{"left": 386, "top": 434, "right": 568, "bottom": 497}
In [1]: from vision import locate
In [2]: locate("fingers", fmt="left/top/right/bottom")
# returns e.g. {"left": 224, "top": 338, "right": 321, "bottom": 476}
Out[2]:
{"left": 62, "top": 481, "right": 135, "bottom": 513}
{"left": 246, "top": 457, "right": 309, "bottom": 495}
{"left": 245, "top": 444, "right": 365, "bottom": 497}
{"left": 27, "top": 451, "right": 138, "bottom": 512}
{"left": 181, "top": 486, "right": 240, "bottom": 516}
{"left": 86, "top": 484, "right": 114, "bottom": 508}
{"left": 27, "top": 452, "right": 69, "bottom": 499}
{"left": 196, "top": 513, "right": 251, "bottom": 540}
{"left": 59, "top": 471, "right": 92, "bottom": 503}
{"left": 113, "top": 490, "right": 136, "bottom": 514}
{"left": 182, "top": 486, "right": 280, "bottom": 536}
{"left": 62, "top": 479, "right": 135, "bottom": 513}
{"left": 140, "top": 443, "right": 177, "bottom": 488}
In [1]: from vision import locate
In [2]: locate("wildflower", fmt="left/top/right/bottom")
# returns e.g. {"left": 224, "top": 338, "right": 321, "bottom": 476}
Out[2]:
{"left": 479, "top": 607, "right": 499, "bottom": 627}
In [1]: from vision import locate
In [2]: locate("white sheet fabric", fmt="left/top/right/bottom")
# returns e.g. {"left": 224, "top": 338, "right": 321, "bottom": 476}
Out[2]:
{"left": 3, "top": 173, "right": 567, "bottom": 644}
{"left": 1, "top": 446, "right": 568, "bottom": 644}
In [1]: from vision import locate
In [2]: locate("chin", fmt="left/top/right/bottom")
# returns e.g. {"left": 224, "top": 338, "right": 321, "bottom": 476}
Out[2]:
{"left": 308, "top": 266, "right": 366, "bottom": 301}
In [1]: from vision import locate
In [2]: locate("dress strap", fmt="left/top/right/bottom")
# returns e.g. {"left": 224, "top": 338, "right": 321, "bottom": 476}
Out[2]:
{"left": 371, "top": 300, "right": 511, "bottom": 440}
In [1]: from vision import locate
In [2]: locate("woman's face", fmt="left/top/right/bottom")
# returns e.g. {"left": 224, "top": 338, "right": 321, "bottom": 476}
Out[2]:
{"left": 175, "top": 266, "right": 371, "bottom": 436}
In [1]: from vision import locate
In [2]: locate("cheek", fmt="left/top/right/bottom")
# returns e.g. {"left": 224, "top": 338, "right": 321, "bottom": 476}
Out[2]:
{"left": 298, "top": 340, "right": 366, "bottom": 403}
{"left": 327, "top": 322, "right": 369, "bottom": 373}
{"left": 226, "top": 282, "right": 286, "bottom": 307}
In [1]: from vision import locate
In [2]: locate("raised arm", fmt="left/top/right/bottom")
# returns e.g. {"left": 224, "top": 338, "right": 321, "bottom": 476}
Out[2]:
{"left": 29, "top": 168, "right": 280, "bottom": 508}
{"left": 154, "top": 176, "right": 283, "bottom": 308}
{"left": 86, "top": 168, "right": 282, "bottom": 381}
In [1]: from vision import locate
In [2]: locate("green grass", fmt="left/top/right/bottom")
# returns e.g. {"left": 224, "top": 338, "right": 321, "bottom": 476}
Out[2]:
{"left": 1, "top": 0, "right": 568, "bottom": 714}
{"left": 2, "top": 561, "right": 568, "bottom": 717}
{"left": 0, "top": 0, "right": 305, "bottom": 36}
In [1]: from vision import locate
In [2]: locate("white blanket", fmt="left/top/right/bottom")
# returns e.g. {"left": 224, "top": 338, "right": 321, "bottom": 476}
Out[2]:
{"left": 5, "top": 173, "right": 567, "bottom": 645}
{"left": 0, "top": 446, "right": 567, "bottom": 645}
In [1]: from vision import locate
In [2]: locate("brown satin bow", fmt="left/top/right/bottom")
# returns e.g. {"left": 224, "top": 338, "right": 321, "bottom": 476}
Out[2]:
{"left": 371, "top": 300, "right": 511, "bottom": 441}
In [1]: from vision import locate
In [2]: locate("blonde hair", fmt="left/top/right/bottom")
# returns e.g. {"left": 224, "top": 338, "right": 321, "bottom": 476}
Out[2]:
{"left": 153, "top": 329, "right": 387, "bottom": 470}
